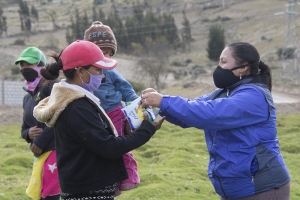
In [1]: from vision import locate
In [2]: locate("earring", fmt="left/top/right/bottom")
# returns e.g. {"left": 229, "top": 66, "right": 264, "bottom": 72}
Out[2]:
{"left": 240, "top": 73, "right": 242, "bottom": 80}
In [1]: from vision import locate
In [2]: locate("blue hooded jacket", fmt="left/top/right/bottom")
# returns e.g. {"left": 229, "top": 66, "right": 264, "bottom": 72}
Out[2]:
{"left": 93, "top": 68, "right": 138, "bottom": 112}
{"left": 158, "top": 77, "right": 290, "bottom": 199}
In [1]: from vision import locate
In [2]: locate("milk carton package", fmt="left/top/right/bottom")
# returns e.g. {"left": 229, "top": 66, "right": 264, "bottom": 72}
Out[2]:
{"left": 122, "top": 97, "right": 160, "bottom": 132}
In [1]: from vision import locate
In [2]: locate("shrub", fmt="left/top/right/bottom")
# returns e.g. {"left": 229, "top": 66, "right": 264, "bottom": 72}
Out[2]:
{"left": 172, "top": 61, "right": 182, "bottom": 67}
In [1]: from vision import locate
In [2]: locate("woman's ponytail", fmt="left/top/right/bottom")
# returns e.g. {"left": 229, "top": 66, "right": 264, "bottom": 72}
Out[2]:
{"left": 40, "top": 51, "right": 63, "bottom": 80}
{"left": 258, "top": 60, "right": 272, "bottom": 91}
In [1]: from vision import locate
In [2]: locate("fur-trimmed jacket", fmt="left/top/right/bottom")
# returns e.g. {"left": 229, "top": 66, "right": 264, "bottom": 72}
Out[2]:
{"left": 33, "top": 81, "right": 156, "bottom": 195}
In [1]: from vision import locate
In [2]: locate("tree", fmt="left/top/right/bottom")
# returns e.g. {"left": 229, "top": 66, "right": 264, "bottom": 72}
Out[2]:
{"left": 18, "top": 0, "right": 31, "bottom": 32}
{"left": 181, "top": 11, "right": 192, "bottom": 52}
{"left": 0, "top": 6, "right": 7, "bottom": 37}
{"left": 106, "top": 11, "right": 124, "bottom": 50}
{"left": 66, "top": 26, "right": 73, "bottom": 44}
{"left": 131, "top": 2, "right": 144, "bottom": 45}
{"left": 46, "top": 10, "right": 59, "bottom": 31}
{"left": 31, "top": 5, "right": 39, "bottom": 22}
{"left": 98, "top": 8, "right": 106, "bottom": 23}
{"left": 94, "top": 0, "right": 106, "bottom": 4}
{"left": 137, "top": 41, "right": 170, "bottom": 92}
{"left": 206, "top": 24, "right": 225, "bottom": 61}
{"left": 92, "top": 6, "right": 97, "bottom": 21}
{"left": 144, "top": 7, "right": 159, "bottom": 41}
{"left": 74, "top": 9, "right": 82, "bottom": 39}
{"left": 66, "top": 9, "right": 93, "bottom": 43}
{"left": 162, "top": 14, "right": 180, "bottom": 49}
{"left": 81, "top": 10, "right": 89, "bottom": 34}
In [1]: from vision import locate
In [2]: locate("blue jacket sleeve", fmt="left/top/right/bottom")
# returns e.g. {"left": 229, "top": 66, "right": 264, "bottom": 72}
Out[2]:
{"left": 110, "top": 69, "right": 138, "bottom": 102}
{"left": 160, "top": 85, "right": 269, "bottom": 130}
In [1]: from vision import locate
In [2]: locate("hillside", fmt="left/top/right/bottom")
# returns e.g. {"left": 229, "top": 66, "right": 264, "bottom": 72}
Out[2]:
{"left": 0, "top": 0, "right": 299, "bottom": 105}
{"left": 0, "top": 0, "right": 293, "bottom": 65}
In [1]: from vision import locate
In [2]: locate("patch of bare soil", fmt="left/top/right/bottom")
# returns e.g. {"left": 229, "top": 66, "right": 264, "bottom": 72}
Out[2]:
{"left": 0, "top": 105, "right": 23, "bottom": 126}
{"left": 274, "top": 103, "right": 300, "bottom": 115}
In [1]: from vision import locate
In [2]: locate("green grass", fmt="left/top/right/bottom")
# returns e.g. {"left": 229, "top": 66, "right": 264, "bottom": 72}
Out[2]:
{"left": 0, "top": 115, "right": 299, "bottom": 199}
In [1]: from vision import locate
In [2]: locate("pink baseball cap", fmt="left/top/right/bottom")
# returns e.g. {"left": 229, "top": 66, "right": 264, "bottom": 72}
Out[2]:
{"left": 60, "top": 40, "right": 117, "bottom": 71}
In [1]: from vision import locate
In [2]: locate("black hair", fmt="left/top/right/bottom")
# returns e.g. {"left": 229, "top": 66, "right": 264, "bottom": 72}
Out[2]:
{"left": 227, "top": 42, "right": 272, "bottom": 91}
{"left": 37, "top": 62, "right": 45, "bottom": 67}
{"left": 40, "top": 50, "right": 91, "bottom": 80}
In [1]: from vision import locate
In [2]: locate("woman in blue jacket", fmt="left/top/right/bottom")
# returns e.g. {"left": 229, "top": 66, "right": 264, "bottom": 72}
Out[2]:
{"left": 141, "top": 42, "right": 290, "bottom": 200}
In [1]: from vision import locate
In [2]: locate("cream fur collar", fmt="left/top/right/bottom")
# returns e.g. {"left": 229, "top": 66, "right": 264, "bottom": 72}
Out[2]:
{"left": 33, "top": 82, "right": 117, "bottom": 136}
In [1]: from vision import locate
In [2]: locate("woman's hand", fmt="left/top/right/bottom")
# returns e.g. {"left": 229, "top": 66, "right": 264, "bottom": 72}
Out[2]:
{"left": 28, "top": 126, "right": 42, "bottom": 140}
{"left": 141, "top": 92, "right": 163, "bottom": 108}
{"left": 142, "top": 88, "right": 157, "bottom": 95}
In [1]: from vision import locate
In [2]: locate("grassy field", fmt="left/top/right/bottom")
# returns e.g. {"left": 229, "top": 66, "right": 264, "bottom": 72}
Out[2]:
{"left": 0, "top": 114, "right": 299, "bottom": 200}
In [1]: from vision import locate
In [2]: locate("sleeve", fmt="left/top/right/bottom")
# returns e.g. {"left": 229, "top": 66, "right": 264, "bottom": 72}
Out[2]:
{"left": 160, "top": 86, "right": 269, "bottom": 130}
{"left": 32, "top": 81, "right": 58, "bottom": 149}
{"left": 21, "top": 119, "right": 31, "bottom": 143}
{"left": 110, "top": 69, "right": 138, "bottom": 102}
{"left": 32, "top": 126, "right": 54, "bottom": 150}
{"left": 158, "top": 92, "right": 214, "bottom": 128}
{"left": 66, "top": 103, "right": 156, "bottom": 159}
{"left": 21, "top": 95, "right": 31, "bottom": 143}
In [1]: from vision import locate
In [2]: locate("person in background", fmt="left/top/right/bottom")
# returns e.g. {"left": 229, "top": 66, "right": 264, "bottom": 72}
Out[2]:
{"left": 33, "top": 40, "right": 164, "bottom": 200}
{"left": 141, "top": 42, "right": 290, "bottom": 200}
{"left": 83, "top": 21, "right": 140, "bottom": 195}
{"left": 15, "top": 46, "right": 60, "bottom": 200}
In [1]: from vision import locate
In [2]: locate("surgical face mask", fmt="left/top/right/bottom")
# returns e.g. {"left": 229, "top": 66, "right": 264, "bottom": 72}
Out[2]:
{"left": 213, "top": 65, "right": 245, "bottom": 88}
{"left": 25, "top": 76, "right": 42, "bottom": 92}
{"left": 80, "top": 68, "right": 105, "bottom": 92}
{"left": 20, "top": 67, "right": 42, "bottom": 91}
{"left": 20, "top": 67, "right": 39, "bottom": 82}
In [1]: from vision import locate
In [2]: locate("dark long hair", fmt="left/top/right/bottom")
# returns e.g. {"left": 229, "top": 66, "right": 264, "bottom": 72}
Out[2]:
{"left": 227, "top": 42, "right": 272, "bottom": 91}
{"left": 40, "top": 50, "right": 90, "bottom": 80}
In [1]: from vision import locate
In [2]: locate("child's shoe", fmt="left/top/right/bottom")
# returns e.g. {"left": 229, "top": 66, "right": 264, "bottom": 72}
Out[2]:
{"left": 119, "top": 183, "right": 136, "bottom": 191}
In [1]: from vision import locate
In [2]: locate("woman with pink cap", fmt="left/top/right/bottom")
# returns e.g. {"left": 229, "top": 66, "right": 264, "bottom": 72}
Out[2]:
{"left": 33, "top": 40, "right": 164, "bottom": 200}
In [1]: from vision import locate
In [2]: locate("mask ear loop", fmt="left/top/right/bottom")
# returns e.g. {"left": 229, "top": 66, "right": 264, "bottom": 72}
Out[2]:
{"left": 75, "top": 67, "right": 85, "bottom": 82}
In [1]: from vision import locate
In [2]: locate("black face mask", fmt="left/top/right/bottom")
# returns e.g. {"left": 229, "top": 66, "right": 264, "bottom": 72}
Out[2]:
{"left": 213, "top": 65, "right": 246, "bottom": 88}
{"left": 20, "top": 68, "right": 39, "bottom": 82}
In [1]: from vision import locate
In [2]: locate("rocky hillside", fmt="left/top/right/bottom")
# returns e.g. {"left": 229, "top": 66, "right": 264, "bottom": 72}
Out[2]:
{"left": 0, "top": 0, "right": 299, "bottom": 101}
{"left": 0, "top": 0, "right": 294, "bottom": 64}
